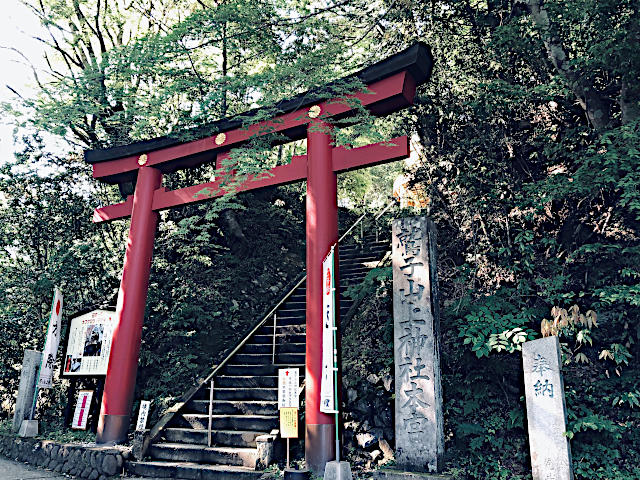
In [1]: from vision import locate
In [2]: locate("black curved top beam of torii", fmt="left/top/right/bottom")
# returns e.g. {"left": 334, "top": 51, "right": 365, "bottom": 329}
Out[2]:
{"left": 85, "top": 42, "right": 433, "bottom": 223}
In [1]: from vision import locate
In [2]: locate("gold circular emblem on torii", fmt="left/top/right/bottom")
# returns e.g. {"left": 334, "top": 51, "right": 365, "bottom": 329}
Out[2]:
{"left": 138, "top": 154, "right": 148, "bottom": 166}
{"left": 215, "top": 133, "right": 227, "bottom": 145}
{"left": 308, "top": 105, "right": 321, "bottom": 119}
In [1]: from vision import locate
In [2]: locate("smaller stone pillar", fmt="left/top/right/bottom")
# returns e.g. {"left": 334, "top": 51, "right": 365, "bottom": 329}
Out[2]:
{"left": 12, "top": 349, "right": 42, "bottom": 432}
{"left": 392, "top": 216, "right": 444, "bottom": 473}
{"left": 522, "top": 336, "right": 574, "bottom": 480}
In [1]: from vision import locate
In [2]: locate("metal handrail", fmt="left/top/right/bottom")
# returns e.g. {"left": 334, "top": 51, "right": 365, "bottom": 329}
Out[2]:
{"left": 271, "top": 313, "right": 277, "bottom": 364}
{"left": 338, "top": 213, "right": 367, "bottom": 243}
{"left": 374, "top": 200, "right": 396, "bottom": 221}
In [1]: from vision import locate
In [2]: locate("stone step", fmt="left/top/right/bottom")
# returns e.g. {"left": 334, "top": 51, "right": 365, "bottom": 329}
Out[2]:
{"left": 340, "top": 244, "right": 389, "bottom": 254}
{"left": 341, "top": 259, "right": 382, "bottom": 269}
{"left": 241, "top": 343, "right": 305, "bottom": 355}
{"left": 265, "top": 315, "right": 305, "bottom": 326}
{"left": 173, "top": 414, "right": 278, "bottom": 432}
{"left": 126, "top": 460, "right": 262, "bottom": 480}
{"left": 252, "top": 333, "right": 306, "bottom": 344}
{"left": 149, "top": 442, "right": 258, "bottom": 468}
{"left": 233, "top": 353, "right": 304, "bottom": 365}
{"left": 340, "top": 255, "right": 387, "bottom": 266}
{"left": 342, "top": 271, "right": 375, "bottom": 280}
{"left": 187, "top": 400, "right": 278, "bottom": 416}
{"left": 280, "top": 301, "right": 305, "bottom": 309}
{"left": 163, "top": 428, "right": 265, "bottom": 448}
{"left": 289, "top": 296, "right": 358, "bottom": 308}
{"left": 257, "top": 324, "right": 306, "bottom": 336}
{"left": 340, "top": 251, "right": 387, "bottom": 261}
{"left": 215, "top": 375, "right": 280, "bottom": 388}
{"left": 210, "top": 388, "right": 277, "bottom": 401}
{"left": 340, "top": 274, "right": 366, "bottom": 282}
{"left": 255, "top": 306, "right": 354, "bottom": 335}
{"left": 222, "top": 363, "right": 304, "bottom": 376}
{"left": 276, "top": 308, "right": 307, "bottom": 317}
{"left": 341, "top": 264, "right": 377, "bottom": 274}
{"left": 341, "top": 274, "right": 369, "bottom": 283}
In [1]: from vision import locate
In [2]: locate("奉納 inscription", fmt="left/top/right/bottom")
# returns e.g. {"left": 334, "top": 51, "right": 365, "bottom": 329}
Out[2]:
{"left": 522, "top": 336, "right": 574, "bottom": 480}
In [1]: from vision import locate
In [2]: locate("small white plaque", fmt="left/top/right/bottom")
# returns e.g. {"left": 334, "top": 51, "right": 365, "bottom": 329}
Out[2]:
{"left": 278, "top": 368, "right": 300, "bottom": 409}
{"left": 72, "top": 390, "right": 93, "bottom": 430}
{"left": 136, "top": 400, "right": 151, "bottom": 431}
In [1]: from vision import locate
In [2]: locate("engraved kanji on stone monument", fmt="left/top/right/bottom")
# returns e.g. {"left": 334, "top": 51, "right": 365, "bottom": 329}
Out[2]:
{"left": 392, "top": 216, "right": 444, "bottom": 473}
{"left": 522, "top": 336, "right": 574, "bottom": 480}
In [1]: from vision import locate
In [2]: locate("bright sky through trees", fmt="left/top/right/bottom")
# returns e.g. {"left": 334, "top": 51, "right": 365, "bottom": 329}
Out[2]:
{"left": 0, "top": 1, "right": 45, "bottom": 162}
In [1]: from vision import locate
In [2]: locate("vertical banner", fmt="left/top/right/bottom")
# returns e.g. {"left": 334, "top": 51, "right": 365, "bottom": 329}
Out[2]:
{"left": 38, "top": 288, "right": 63, "bottom": 389}
{"left": 320, "top": 245, "right": 337, "bottom": 413}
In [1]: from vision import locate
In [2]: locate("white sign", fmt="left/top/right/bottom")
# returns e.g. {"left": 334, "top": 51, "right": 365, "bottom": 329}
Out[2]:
{"left": 320, "top": 246, "right": 337, "bottom": 413}
{"left": 278, "top": 368, "right": 300, "bottom": 409}
{"left": 38, "top": 288, "right": 63, "bottom": 388}
{"left": 136, "top": 400, "right": 151, "bottom": 431}
{"left": 72, "top": 390, "right": 93, "bottom": 430}
{"left": 63, "top": 310, "right": 116, "bottom": 376}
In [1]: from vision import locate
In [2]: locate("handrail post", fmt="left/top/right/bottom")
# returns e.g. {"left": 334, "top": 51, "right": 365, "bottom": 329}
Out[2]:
{"left": 208, "top": 379, "right": 214, "bottom": 447}
{"left": 271, "top": 313, "right": 277, "bottom": 364}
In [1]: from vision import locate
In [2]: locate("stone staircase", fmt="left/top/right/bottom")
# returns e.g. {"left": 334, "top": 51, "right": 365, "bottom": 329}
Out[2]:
{"left": 126, "top": 236, "right": 390, "bottom": 479}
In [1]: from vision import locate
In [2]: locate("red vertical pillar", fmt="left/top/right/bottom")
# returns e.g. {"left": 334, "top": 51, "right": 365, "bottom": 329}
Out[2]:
{"left": 306, "top": 120, "right": 339, "bottom": 473}
{"left": 97, "top": 165, "right": 162, "bottom": 444}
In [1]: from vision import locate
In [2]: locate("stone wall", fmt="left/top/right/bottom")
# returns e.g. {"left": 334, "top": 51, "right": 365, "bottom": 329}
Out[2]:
{"left": 0, "top": 433, "right": 129, "bottom": 479}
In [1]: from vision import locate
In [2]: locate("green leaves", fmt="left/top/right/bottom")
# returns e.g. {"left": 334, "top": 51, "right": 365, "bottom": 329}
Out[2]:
{"left": 612, "top": 390, "right": 640, "bottom": 409}
{"left": 458, "top": 289, "right": 538, "bottom": 358}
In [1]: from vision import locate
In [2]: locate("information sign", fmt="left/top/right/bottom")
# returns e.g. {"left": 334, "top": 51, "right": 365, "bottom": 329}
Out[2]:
{"left": 280, "top": 407, "right": 299, "bottom": 439}
{"left": 278, "top": 368, "right": 299, "bottom": 409}
{"left": 62, "top": 310, "right": 116, "bottom": 377}
{"left": 72, "top": 390, "right": 93, "bottom": 430}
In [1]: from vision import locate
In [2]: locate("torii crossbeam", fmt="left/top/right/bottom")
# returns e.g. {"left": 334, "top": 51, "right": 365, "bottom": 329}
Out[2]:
{"left": 85, "top": 42, "right": 432, "bottom": 473}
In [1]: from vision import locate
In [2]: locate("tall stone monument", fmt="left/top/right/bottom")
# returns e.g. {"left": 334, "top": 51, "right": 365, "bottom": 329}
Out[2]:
{"left": 12, "top": 349, "right": 42, "bottom": 433}
{"left": 522, "top": 336, "right": 574, "bottom": 480}
{"left": 391, "top": 216, "right": 444, "bottom": 473}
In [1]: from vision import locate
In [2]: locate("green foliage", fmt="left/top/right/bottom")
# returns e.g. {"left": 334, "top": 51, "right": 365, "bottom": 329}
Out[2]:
{"left": 0, "top": 136, "right": 124, "bottom": 412}
{"left": 611, "top": 390, "right": 640, "bottom": 409}
{"left": 457, "top": 288, "right": 538, "bottom": 358}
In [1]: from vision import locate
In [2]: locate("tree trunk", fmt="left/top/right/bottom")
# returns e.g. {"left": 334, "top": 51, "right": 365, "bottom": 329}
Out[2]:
{"left": 217, "top": 19, "right": 249, "bottom": 256}
{"left": 527, "top": 0, "right": 611, "bottom": 131}
{"left": 220, "top": 208, "right": 250, "bottom": 255}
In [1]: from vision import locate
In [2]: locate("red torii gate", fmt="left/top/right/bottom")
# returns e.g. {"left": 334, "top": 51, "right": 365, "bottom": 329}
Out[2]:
{"left": 85, "top": 42, "right": 432, "bottom": 472}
